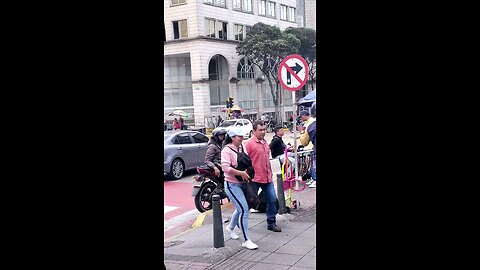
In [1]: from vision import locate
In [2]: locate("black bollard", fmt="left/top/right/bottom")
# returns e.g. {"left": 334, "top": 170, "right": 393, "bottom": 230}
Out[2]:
{"left": 276, "top": 174, "right": 287, "bottom": 214}
{"left": 212, "top": 195, "right": 225, "bottom": 248}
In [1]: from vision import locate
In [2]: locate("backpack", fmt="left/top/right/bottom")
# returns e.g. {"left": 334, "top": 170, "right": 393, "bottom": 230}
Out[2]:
{"left": 227, "top": 145, "right": 255, "bottom": 182}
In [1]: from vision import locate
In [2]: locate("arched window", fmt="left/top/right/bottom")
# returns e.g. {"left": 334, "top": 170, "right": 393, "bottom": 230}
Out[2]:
{"left": 236, "top": 57, "right": 255, "bottom": 79}
{"left": 208, "top": 54, "right": 229, "bottom": 106}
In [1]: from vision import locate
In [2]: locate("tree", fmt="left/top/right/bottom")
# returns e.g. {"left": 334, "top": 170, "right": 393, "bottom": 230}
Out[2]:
{"left": 284, "top": 27, "right": 317, "bottom": 97}
{"left": 236, "top": 23, "right": 301, "bottom": 124}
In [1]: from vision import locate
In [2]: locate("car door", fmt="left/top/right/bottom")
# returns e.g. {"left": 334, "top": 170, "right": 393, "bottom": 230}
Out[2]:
{"left": 172, "top": 132, "right": 196, "bottom": 169}
{"left": 241, "top": 120, "right": 251, "bottom": 136}
{"left": 189, "top": 132, "right": 209, "bottom": 167}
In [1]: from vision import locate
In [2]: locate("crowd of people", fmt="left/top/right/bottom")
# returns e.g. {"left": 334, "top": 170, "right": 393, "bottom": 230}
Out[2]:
{"left": 203, "top": 102, "right": 317, "bottom": 250}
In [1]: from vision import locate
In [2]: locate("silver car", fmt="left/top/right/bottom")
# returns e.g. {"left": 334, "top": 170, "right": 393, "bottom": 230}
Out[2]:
{"left": 164, "top": 130, "right": 209, "bottom": 180}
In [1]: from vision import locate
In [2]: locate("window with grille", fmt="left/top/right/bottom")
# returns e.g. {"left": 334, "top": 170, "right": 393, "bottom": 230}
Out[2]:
{"left": 233, "top": 0, "right": 252, "bottom": 13}
{"left": 281, "top": 5, "right": 295, "bottom": 22}
{"left": 234, "top": 24, "right": 244, "bottom": 41}
{"left": 173, "top": 20, "right": 188, "bottom": 39}
{"left": 234, "top": 24, "right": 251, "bottom": 41}
{"left": 259, "top": 0, "right": 266, "bottom": 15}
{"left": 259, "top": 1, "right": 275, "bottom": 18}
{"left": 280, "top": 5, "right": 287, "bottom": 20}
{"left": 204, "top": 0, "right": 226, "bottom": 7}
{"left": 237, "top": 57, "right": 255, "bottom": 79}
{"left": 217, "top": 21, "right": 227, "bottom": 39}
{"left": 205, "top": 18, "right": 227, "bottom": 40}
{"left": 171, "top": 0, "right": 187, "bottom": 5}
{"left": 164, "top": 56, "right": 193, "bottom": 108}
{"left": 205, "top": 19, "right": 216, "bottom": 38}
{"left": 209, "top": 55, "right": 229, "bottom": 106}
{"left": 238, "top": 81, "right": 257, "bottom": 110}
{"left": 287, "top": 7, "right": 296, "bottom": 22}
{"left": 267, "top": 1, "right": 276, "bottom": 17}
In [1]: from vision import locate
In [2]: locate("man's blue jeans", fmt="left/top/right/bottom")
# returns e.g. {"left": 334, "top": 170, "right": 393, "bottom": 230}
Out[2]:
{"left": 252, "top": 181, "right": 278, "bottom": 225}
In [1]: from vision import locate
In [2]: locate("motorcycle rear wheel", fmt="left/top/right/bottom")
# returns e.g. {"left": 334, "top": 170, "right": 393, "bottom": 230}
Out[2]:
{"left": 194, "top": 182, "right": 217, "bottom": 212}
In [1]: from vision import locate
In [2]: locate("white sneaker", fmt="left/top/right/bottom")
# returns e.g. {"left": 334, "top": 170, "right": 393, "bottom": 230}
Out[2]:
{"left": 242, "top": 240, "right": 258, "bottom": 250}
{"left": 306, "top": 179, "right": 314, "bottom": 185}
{"left": 226, "top": 226, "right": 239, "bottom": 240}
{"left": 309, "top": 182, "right": 316, "bottom": 188}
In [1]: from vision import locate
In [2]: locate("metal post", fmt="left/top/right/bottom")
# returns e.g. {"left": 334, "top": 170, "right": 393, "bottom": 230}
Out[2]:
{"left": 293, "top": 102, "right": 300, "bottom": 208}
{"left": 276, "top": 173, "right": 287, "bottom": 214}
{"left": 212, "top": 195, "right": 225, "bottom": 248}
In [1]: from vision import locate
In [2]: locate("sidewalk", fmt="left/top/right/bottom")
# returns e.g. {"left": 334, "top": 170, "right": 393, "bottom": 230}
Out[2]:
{"left": 164, "top": 186, "right": 317, "bottom": 269}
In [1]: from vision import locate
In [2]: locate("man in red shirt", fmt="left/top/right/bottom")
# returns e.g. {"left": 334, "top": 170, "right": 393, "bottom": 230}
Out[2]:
{"left": 244, "top": 120, "right": 281, "bottom": 232}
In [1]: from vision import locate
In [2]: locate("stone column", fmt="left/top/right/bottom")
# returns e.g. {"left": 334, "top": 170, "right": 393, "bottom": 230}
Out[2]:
{"left": 256, "top": 78, "right": 264, "bottom": 119}
{"left": 191, "top": 80, "right": 211, "bottom": 127}
{"left": 190, "top": 50, "right": 212, "bottom": 128}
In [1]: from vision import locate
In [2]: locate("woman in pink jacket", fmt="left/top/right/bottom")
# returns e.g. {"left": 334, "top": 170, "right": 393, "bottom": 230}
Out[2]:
{"left": 221, "top": 127, "right": 258, "bottom": 250}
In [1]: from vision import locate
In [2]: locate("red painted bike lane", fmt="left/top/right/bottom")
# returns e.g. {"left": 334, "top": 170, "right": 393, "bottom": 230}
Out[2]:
{"left": 164, "top": 181, "right": 196, "bottom": 221}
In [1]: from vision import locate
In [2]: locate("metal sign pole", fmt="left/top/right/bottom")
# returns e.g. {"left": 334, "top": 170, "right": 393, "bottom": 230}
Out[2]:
{"left": 293, "top": 107, "right": 298, "bottom": 182}
{"left": 278, "top": 54, "right": 309, "bottom": 210}
{"left": 293, "top": 100, "right": 300, "bottom": 209}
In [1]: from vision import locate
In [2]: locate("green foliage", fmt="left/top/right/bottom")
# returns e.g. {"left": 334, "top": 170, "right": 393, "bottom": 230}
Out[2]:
{"left": 284, "top": 27, "right": 316, "bottom": 63}
{"left": 236, "top": 23, "right": 316, "bottom": 121}
{"left": 285, "top": 27, "right": 316, "bottom": 88}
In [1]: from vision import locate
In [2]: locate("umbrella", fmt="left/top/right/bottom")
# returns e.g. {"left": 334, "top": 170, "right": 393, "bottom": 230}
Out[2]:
{"left": 168, "top": 110, "right": 189, "bottom": 117}
{"left": 221, "top": 106, "right": 245, "bottom": 112}
{"left": 303, "top": 89, "right": 316, "bottom": 101}
{"left": 231, "top": 105, "right": 245, "bottom": 112}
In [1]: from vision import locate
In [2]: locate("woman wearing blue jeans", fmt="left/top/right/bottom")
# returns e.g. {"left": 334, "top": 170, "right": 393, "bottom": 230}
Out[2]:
{"left": 220, "top": 127, "right": 258, "bottom": 250}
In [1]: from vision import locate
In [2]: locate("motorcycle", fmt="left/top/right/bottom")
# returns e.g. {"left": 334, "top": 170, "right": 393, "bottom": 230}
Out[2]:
{"left": 192, "top": 164, "right": 229, "bottom": 212}
{"left": 266, "top": 121, "right": 275, "bottom": 133}
{"left": 285, "top": 116, "right": 301, "bottom": 133}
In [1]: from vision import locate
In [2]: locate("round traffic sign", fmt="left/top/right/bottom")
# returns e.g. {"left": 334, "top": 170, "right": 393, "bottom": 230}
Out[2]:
{"left": 278, "top": 54, "right": 309, "bottom": 92}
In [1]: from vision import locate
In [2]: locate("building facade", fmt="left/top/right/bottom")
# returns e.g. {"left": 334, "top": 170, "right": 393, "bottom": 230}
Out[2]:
{"left": 296, "top": 0, "right": 315, "bottom": 30}
{"left": 164, "top": 0, "right": 300, "bottom": 127}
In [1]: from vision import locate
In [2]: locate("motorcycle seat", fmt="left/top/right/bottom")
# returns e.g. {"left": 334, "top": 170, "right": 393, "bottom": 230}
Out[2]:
{"left": 196, "top": 165, "right": 215, "bottom": 177}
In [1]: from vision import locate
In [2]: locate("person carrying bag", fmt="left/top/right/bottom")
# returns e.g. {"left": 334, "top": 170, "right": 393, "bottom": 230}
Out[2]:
{"left": 226, "top": 144, "right": 258, "bottom": 209}
{"left": 221, "top": 127, "right": 259, "bottom": 250}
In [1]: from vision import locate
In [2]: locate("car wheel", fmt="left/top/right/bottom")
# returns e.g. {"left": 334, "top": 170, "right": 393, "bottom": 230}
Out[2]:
{"left": 169, "top": 158, "right": 184, "bottom": 180}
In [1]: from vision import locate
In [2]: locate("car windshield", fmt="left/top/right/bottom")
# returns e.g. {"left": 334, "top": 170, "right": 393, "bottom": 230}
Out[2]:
{"left": 219, "top": 121, "right": 236, "bottom": 127}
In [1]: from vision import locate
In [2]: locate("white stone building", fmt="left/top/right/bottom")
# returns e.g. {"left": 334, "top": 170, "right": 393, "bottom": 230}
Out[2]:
{"left": 296, "top": 0, "right": 315, "bottom": 30}
{"left": 164, "top": 0, "right": 302, "bottom": 127}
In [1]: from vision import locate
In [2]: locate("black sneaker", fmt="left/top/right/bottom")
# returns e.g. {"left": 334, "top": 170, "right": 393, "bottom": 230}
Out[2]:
{"left": 267, "top": 224, "right": 282, "bottom": 232}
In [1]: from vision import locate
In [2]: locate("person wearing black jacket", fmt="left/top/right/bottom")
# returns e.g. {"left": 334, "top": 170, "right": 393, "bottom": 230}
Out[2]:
{"left": 269, "top": 126, "right": 295, "bottom": 169}
{"left": 205, "top": 129, "right": 227, "bottom": 177}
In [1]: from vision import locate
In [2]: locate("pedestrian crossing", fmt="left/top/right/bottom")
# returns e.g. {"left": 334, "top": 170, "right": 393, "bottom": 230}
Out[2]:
{"left": 164, "top": 206, "right": 179, "bottom": 214}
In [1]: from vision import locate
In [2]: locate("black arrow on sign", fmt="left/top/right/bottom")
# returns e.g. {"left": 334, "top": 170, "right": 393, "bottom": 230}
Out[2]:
{"left": 286, "top": 63, "right": 303, "bottom": 85}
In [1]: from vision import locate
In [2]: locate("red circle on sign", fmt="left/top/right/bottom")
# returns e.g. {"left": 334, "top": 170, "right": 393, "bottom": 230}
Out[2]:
{"left": 278, "top": 54, "right": 309, "bottom": 92}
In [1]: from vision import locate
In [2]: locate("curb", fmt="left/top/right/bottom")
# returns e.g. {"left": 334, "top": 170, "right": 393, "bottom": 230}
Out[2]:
{"left": 165, "top": 202, "right": 233, "bottom": 242}
{"left": 192, "top": 202, "right": 233, "bottom": 228}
